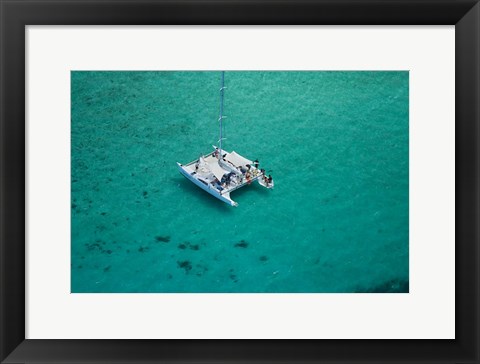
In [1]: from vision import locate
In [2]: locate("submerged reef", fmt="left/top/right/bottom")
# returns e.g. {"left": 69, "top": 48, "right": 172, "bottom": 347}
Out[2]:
{"left": 229, "top": 273, "right": 238, "bottom": 283}
{"left": 84, "top": 240, "right": 117, "bottom": 256}
{"left": 138, "top": 246, "right": 149, "bottom": 253}
{"left": 177, "top": 260, "right": 193, "bottom": 273}
{"left": 356, "top": 278, "right": 409, "bottom": 293}
{"left": 177, "top": 260, "right": 208, "bottom": 276}
{"left": 234, "top": 240, "right": 248, "bottom": 248}
{"left": 178, "top": 242, "right": 200, "bottom": 251}
{"left": 155, "top": 235, "right": 170, "bottom": 243}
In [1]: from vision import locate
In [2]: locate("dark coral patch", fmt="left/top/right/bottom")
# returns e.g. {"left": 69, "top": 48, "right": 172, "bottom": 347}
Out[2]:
{"left": 85, "top": 242, "right": 102, "bottom": 251}
{"left": 177, "top": 260, "right": 192, "bottom": 273}
{"left": 259, "top": 255, "right": 268, "bottom": 262}
{"left": 155, "top": 235, "right": 170, "bottom": 243}
{"left": 357, "top": 278, "right": 409, "bottom": 293}
{"left": 234, "top": 240, "right": 248, "bottom": 248}
{"left": 178, "top": 242, "right": 200, "bottom": 251}
{"left": 229, "top": 274, "right": 238, "bottom": 283}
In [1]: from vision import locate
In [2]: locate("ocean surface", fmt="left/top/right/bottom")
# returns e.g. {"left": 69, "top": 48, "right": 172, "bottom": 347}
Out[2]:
{"left": 71, "top": 71, "right": 409, "bottom": 293}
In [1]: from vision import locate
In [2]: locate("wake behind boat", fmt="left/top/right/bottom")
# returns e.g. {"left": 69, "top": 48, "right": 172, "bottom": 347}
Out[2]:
{"left": 177, "top": 72, "right": 274, "bottom": 207}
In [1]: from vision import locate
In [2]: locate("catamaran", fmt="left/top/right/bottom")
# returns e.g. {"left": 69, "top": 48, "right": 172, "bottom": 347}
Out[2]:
{"left": 177, "top": 71, "right": 274, "bottom": 207}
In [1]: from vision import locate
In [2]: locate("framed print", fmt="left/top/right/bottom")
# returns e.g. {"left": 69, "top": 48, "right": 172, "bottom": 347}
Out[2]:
{"left": 1, "top": 0, "right": 479, "bottom": 363}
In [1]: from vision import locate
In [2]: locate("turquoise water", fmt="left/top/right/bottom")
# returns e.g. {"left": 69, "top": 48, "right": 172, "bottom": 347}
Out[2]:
{"left": 71, "top": 71, "right": 409, "bottom": 293}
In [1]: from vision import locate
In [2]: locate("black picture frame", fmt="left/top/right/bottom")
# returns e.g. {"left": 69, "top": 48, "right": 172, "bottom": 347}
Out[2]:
{"left": 1, "top": 1, "right": 478, "bottom": 363}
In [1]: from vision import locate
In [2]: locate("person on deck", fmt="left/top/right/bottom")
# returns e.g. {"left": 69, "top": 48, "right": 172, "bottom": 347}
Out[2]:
{"left": 263, "top": 174, "right": 269, "bottom": 184}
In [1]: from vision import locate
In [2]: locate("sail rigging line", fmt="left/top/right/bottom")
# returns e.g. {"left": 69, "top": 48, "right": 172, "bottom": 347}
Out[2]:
{"left": 218, "top": 71, "right": 226, "bottom": 158}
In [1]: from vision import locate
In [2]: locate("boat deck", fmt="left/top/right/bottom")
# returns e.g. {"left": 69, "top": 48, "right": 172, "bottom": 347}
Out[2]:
{"left": 178, "top": 149, "right": 272, "bottom": 206}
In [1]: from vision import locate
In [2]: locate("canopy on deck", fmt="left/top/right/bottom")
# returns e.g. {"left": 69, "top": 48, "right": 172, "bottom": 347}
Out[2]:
{"left": 226, "top": 151, "right": 253, "bottom": 167}
{"left": 208, "top": 160, "right": 228, "bottom": 180}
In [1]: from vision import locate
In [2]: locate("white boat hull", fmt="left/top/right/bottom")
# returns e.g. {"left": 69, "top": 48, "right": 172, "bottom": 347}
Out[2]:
{"left": 177, "top": 163, "right": 238, "bottom": 206}
{"left": 258, "top": 177, "right": 274, "bottom": 189}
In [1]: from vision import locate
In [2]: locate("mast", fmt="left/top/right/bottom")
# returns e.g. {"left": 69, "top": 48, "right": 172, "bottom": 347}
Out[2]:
{"left": 218, "top": 71, "right": 225, "bottom": 158}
